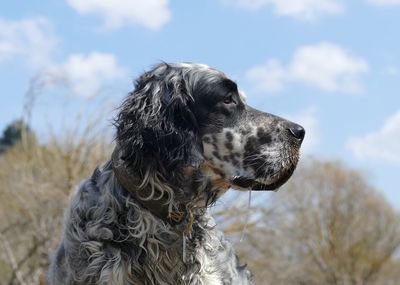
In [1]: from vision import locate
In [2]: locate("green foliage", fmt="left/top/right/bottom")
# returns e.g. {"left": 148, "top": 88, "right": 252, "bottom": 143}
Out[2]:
{"left": 0, "top": 120, "right": 34, "bottom": 154}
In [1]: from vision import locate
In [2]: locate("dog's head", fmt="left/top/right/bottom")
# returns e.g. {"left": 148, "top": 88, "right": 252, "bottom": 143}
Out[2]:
{"left": 115, "top": 62, "right": 304, "bottom": 198}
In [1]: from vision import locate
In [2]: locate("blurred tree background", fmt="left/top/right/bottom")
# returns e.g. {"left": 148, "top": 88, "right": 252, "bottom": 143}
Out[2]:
{"left": 0, "top": 108, "right": 111, "bottom": 284}
{"left": 229, "top": 161, "right": 400, "bottom": 285}
{"left": 0, "top": 120, "right": 34, "bottom": 154}
{"left": 0, "top": 100, "right": 399, "bottom": 285}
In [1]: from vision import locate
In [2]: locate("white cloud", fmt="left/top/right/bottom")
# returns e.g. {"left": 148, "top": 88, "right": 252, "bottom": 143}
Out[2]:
{"left": 226, "top": 0, "right": 343, "bottom": 20}
{"left": 384, "top": 66, "right": 399, "bottom": 76}
{"left": 246, "top": 42, "right": 369, "bottom": 94}
{"left": 368, "top": 0, "right": 400, "bottom": 6}
{"left": 290, "top": 43, "right": 369, "bottom": 92}
{"left": 0, "top": 17, "right": 128, "bottom": 98}
{"left": 346, "top": 111, "right": 400, "bottom": 163}
{"left": 67, "top": 0, "right": 171, "bottom": 30}
{"left": 246, "top": 59, "right": 286, "bottom": 92}
{"left": 286, "top": 107, "right": 319, "bottom": 154}
{"left": 43, "top": 52, "right": 127, "bottom": 97}
{"left": 0, "top": 17, "right": 57, "bottom": 67}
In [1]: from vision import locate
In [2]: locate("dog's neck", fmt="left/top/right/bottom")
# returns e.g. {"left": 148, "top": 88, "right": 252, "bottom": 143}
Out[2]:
{"left": 112, "top": 147, "right": 190, "bottom": 227}
{"left": 111, "top": 147, "right": 230, "bottom": 230}
{"left": 85, "top": 153, "right": 251, "bottom": 284}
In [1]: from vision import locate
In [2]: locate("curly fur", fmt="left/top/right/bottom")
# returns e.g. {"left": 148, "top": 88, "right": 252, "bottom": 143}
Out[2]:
{"left": 48, "top": 62, "right": 304, "bottom": 285}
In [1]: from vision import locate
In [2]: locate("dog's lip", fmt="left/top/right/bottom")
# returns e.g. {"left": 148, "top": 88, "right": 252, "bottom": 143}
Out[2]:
{"left": 251, "top": 180, "right": 283, "bottom": 191}
{"left": 231, "top": 167, "right": 295, "bottom": 191}
{"left": 231, "top": 176, "right": 279, "bottom": 192}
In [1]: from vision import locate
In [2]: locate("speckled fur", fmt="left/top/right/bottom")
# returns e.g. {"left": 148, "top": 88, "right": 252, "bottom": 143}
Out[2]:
{"left": 48, "top": 62, "right": 303, "bottom": 285}
{"left": 48, "top": 162, "right": 252, "bottom": 285}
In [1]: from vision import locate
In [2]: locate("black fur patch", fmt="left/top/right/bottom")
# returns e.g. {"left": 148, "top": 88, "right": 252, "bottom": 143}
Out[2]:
{"left": 226, "top": 132, "right": 233, "bottom": 142}
{"left": 257, "top": 127, "right": 272, "bottom": 145}
{"left": 225, "top": 142, "right": 233, "bottom": 150}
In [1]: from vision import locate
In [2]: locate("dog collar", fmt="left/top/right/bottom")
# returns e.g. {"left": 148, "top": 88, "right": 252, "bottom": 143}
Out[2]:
{"left": 111, "top": 147, "right": 188, "bottom": 226}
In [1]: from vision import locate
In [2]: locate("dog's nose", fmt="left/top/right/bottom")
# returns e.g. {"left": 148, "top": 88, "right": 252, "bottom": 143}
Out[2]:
{"left": 287, "top": 123, "right": 305, "bottom": 143}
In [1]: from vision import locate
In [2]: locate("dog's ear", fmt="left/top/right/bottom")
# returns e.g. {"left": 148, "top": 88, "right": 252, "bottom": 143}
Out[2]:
{"left": 115, "top": 63, "right": 202, "bottom": 171}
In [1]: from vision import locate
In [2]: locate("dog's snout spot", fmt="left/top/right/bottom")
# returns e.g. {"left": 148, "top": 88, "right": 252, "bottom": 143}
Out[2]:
{"left": 230, "top": 154, "right": 240, "bottom": 166}
{"left": 257, "top": 127, "right": 272, "bottom": 145}
{"left": 212, "top": 151, "right": 222, "bottom": 160}
{"left": 225, "top": 142, "right": 233, "bottom": 150}
{"left": 226, "top": 131, "right": 233, "bottom": 142}
{"left": 203, "top": 136, "right": 211, "bottom": 144}
{"left": 240, "top": 128, "right": 251, "bottom": 136}
{"left": 244, "top": 136, "right": 258, "bottom": 153}
{"left": 225, "top": 132, "right": 234, "bottom": 150}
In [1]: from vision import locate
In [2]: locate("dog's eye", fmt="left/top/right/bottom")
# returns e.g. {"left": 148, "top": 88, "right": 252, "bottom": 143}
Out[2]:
{"left": 223, "top": 94, "right": 234, "bottom": 104}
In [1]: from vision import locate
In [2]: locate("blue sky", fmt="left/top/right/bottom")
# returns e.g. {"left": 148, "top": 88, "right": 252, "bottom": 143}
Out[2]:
{"left": 0, "top": 0, "right": 399, "bottom": 208}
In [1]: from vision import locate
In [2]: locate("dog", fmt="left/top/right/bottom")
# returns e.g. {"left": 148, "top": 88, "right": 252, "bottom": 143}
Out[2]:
{"left": 48, "top": 62, "right": 305, "bottom": 285}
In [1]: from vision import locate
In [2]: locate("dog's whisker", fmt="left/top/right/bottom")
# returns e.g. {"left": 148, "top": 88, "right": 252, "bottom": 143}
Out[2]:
{"left": 239, "top": 189, "right": 253, "bottom": 243}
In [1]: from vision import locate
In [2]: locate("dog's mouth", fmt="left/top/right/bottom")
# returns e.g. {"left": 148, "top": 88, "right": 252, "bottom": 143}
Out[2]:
{"left": 231, "top": 176, "right": 279, "bottom": 191}
{"left": 231, "top": 166, "right": 296, "bottom": 191}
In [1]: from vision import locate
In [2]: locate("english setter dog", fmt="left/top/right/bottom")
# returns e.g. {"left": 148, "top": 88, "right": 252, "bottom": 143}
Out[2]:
{"left": 48, "top": 62, "right": 305, "bottom": 285}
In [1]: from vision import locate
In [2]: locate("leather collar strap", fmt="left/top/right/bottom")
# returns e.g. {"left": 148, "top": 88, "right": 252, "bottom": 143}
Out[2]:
{"left": 111, "top": 147, "right": 187, "bottom": 226}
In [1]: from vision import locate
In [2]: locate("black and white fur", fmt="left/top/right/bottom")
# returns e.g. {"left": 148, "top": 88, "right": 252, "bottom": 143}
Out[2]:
{"left": 48, "top": 62, "right": 305, "bottom": 285}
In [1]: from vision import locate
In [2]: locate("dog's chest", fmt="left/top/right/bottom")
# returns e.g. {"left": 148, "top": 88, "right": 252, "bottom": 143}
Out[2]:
{"left": 178, "top": 215, "right": 252, "bottom": 285}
